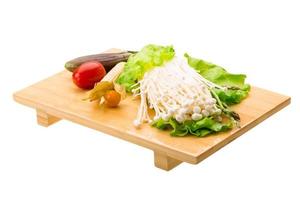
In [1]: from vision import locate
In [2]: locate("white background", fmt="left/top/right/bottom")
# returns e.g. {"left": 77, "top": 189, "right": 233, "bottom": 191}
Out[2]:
{"left": 1, "top": 0, "right": 299, "bottom": 199}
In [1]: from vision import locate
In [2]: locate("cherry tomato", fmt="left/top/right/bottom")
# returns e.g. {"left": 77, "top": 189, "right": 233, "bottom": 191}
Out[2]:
{"left": 104, "top": 90, "right": 121, "bottom": 107}
{"left": 72, "top": 61, "right": 106, "bottom": 89}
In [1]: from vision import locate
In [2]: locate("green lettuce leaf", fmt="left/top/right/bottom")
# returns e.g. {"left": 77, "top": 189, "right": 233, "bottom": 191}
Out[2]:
{"left": 152, "top": 117, "right": 233, "bottom": 137}
{"left": 184, "top": 53, "right": 250, "bottom": 105}
{"left": 214, "top": 84, "right": 250, "bottom": 105}
{"left": 116, "top": 44, "right": 175, "bottom": 92}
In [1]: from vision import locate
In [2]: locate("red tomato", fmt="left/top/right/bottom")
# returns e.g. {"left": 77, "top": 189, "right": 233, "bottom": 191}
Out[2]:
{"left": 72, "top": 61, "right": 106, "bottom": 89}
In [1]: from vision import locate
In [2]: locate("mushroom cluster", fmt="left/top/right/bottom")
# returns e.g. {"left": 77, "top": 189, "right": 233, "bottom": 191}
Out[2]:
{"left": 132, "top": 57, "right": 225, "bottom": 128}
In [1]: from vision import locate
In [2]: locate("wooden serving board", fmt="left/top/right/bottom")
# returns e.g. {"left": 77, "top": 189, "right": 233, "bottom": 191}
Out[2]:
{"left": 13, "top": 57, "right": 290, "bottom": 171}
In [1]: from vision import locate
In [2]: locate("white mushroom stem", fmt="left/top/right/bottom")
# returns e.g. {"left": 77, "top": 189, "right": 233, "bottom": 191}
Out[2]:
{"left": 133, "top": 57, "right": 223, "bottom": 127}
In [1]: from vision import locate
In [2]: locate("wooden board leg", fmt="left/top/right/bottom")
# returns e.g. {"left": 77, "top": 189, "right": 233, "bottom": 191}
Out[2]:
{"left": 154, "top": 151, "right": 182, "bottom": 171}
{"left": 36, "top": 109, "right": 60, "bottom": 127}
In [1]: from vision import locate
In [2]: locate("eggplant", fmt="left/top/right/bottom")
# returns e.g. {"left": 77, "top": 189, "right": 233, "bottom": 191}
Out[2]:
{"left": 65, "top": 51, "right": 135, "bottom": 72}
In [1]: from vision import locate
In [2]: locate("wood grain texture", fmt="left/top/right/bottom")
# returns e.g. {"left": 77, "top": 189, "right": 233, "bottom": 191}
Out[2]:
{"left": 12, "top": 50, "right": 290, "bottom": 170}
{"left": 36, "top": 109, "right": 60, "bottom": 127}
{"left": 154, "top": 151, "right": 182, "bottom": 171}
{"left": 13, "top": 71, "right": 290, "bottom": 166}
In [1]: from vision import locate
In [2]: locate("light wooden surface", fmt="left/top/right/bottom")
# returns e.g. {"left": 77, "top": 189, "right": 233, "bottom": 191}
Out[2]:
{"left": 154, "top": 151, "right": 182, "bottom": 171}
{"left": 13, "top": 62, "right": 290, "bottom": 171}
{"left": 36, "top": 109, "right": 60, "bottom": 127}
{"left": 13, "top": 71, "right": 290, "bottom": 170}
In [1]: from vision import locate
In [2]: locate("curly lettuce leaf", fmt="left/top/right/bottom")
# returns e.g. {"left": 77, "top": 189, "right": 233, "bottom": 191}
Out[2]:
{"left": 184, "top": 53, "right": 250, "bottom": 105}
{"left": 152, "top": 117, "right": 233, "bottom": 137}
{"left": 214, "top": 84, "right": 250, "bottom": 105}
{"left": 116, "top": 44, "right": 175, "bottom": 92}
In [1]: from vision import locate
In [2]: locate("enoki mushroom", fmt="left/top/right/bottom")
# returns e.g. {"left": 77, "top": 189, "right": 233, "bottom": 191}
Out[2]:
{"left": 132, "top": 57, "right": 224, "bottom": 128}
